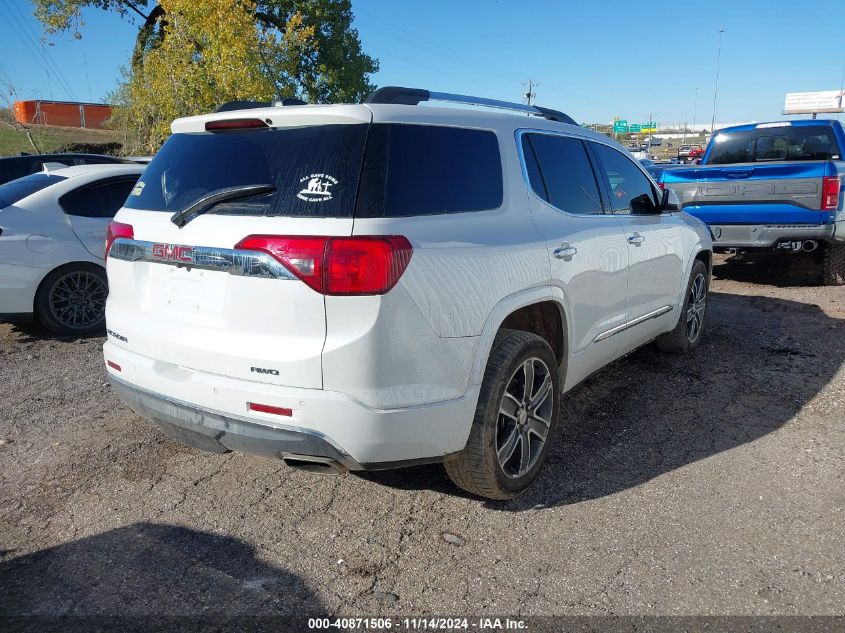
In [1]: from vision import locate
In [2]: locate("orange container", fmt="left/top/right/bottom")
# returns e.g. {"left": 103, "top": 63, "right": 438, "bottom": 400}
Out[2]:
{"left": 13, "top": 100, "right": 113, "bottom": 129}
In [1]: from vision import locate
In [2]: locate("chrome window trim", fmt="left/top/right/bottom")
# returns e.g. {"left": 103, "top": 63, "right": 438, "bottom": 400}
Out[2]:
{"left": 594, "top": 305, "right": 675, "bottom": 343}
{"left": 108, "top": 238, "right": 296, "bottom": 280}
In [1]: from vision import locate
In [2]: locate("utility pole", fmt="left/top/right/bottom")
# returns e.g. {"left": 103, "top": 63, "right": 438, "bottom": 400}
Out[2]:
{"left": 523, "top": 79, "right": 538, "bottom": 107}
{"left": 710, "top": 28, "right": 725, "bottom": 136}
{"left": 692, "top": 87, "right": 698, "bottom": 138}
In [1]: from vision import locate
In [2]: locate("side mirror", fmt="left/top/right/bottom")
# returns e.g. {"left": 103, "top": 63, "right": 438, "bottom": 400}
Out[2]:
{"left": 661, "top": 188, "right": 681, "bottom": 212}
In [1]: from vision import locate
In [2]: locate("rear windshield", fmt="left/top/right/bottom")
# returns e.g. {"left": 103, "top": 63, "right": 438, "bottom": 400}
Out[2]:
{"left": 707, "top": 125, "right": 842, "bottom": 164}
{"left": 125, "top": 124, "right": 369, "bottom": 218}
{"left": 125, "top": 122, "right": 503, "bottom": 219}
{"left": 0, "top": 173, "right": 66, "bottom": 208}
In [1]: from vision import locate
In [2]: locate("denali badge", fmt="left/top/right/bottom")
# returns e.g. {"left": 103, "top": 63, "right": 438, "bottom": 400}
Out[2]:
{"left": 151, "top": 243, "right": 194, "bottom": 263}
{"left": 297, "top": 173, "right": 337, "bottom": 202}
{"left": 107, "top": 328, "right": 128, "bottom": 342}
{"left": 250, "top": 366, "right": 280, "bottom": 375}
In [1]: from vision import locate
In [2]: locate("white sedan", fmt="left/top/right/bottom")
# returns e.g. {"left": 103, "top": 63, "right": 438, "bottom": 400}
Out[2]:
{"left": 0, "top": 163, "right": 144, "bottom": 335}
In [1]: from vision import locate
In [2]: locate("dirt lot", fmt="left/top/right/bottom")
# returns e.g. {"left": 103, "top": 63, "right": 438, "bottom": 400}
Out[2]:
{"left": 1, "top": 255, "right": 843, "bottom": 626}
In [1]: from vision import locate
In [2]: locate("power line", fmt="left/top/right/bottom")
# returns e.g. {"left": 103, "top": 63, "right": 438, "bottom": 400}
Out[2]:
{"left": 1, "top": 2, "right": 78, "bottom": 101}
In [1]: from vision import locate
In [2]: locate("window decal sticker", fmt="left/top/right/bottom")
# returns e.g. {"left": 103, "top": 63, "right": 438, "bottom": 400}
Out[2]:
{"left": 297, "top": 173, "right": 337, "bottom": 202}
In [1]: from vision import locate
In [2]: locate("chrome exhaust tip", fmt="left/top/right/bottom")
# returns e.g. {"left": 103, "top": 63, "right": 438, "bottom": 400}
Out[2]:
{"left": 281, "top": 454, "right": 348, "bottom": 475}
{"left": 801, "top": 240, "right": 818, "bottom": 253}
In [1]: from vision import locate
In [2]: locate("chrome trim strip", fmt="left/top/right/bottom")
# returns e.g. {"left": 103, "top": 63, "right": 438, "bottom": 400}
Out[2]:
{"left": 594, "top": 305, "right": 674, "bottom": 343}
{"left": 109, "top": 238, "right": 296, "bottom": 280}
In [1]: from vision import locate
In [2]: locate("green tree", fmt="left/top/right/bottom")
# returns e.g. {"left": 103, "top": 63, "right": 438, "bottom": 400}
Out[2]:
{"left": 31, "top": 0, "right": 379, "bottom": 152}
{"left": 34, "top": 0, "right": 378, "bottom": 102}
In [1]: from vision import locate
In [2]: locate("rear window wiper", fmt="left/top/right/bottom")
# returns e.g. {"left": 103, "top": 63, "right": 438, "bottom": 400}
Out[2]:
{"left": 170, "top": 184, "right": 276, "bottom": 228}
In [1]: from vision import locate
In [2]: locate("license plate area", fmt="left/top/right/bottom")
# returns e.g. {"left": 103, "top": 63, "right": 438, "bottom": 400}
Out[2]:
{"left": 147, "top": 264, "right": 226, "bottom": 318}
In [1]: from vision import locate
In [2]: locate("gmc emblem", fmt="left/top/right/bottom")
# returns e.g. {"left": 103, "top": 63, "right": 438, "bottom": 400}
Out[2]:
{"left": 151, "top": 243, "right": 194, "bottom": 263}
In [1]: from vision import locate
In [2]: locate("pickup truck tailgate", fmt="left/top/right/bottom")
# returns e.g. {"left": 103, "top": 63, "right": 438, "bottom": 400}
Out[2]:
{"left": 663, "top": 162, "right": 828, "bottom": 224}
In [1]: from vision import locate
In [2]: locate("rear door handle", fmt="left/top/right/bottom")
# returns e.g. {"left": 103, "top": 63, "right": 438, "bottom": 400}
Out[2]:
{"left": 627, "top": 233, "right": 645, "bottom": 245}
{"left": 553, "top": 243, "right": 578, "bottom": 260}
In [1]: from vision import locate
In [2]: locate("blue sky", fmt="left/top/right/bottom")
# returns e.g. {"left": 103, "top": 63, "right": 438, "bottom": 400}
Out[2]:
{"left": 1, "top": 0, "right": 843, "bottom": 126}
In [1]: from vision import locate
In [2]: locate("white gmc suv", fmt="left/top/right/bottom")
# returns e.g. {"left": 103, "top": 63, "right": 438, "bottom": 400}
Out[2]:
{"left": 103, "top": 87, "right": 712, "bottom": 499}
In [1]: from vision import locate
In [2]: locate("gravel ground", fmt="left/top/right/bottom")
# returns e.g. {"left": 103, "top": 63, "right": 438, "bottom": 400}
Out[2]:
{"left": 1, "top": 255, "right": 844, "bottom": 625}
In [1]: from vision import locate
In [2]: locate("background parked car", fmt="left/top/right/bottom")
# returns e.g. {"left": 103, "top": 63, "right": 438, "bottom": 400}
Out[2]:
{"left": 677, "top": 144, "right": 704, "bottom": 163}
{"left": 0, "top": 153, "right": 133, "bottom": 186}
{"left": 0, "top": 163, "right": 144, "bottom": 334}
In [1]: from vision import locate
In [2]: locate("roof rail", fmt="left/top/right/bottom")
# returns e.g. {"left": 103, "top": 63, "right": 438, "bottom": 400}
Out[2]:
{"left": 364, "top": 86, "right": 577, "bottom": 125}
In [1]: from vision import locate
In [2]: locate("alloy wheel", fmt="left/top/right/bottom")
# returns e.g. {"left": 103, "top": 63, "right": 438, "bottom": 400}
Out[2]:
{"left": 496, "top": 357, "right": 555, "bottom": 478}
{"left": 48, "top": 271, "right": 107, "bottom": 331}
{"left": 686, "top": 272, "right": 707, "bottom": 343}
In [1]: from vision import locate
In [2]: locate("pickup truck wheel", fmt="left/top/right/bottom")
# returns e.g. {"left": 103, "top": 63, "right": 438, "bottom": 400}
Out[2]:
{"left": 445, "top": 329, "right": 560, "bottom": 500}
{"left": 656, "top": 260, "right": 709, "bottom": 354}
{"left": 822, "top": 244, "right": 845, "bottom": 286}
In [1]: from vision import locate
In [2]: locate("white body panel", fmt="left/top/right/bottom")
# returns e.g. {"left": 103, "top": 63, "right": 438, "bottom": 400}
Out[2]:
{"left": 103, "top": 103, "right": 712, "bottom": 466}
{"left": 0, "top": 164, "right": 144, "bottom": 316}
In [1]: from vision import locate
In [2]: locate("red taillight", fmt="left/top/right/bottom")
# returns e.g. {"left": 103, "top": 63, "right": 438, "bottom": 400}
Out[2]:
{"left": 822, "top": 176, "right": 841, "bottom": 211}
{"left": 106, "top": 360, "right": 121, "bottom": 372}
{"left": 104, "top": 221, "right": 134, "bottom": 258}
{"left": 657, "top": 182, "right": 665, "bottom": 190}
{"left": 205, "top": 118, "right": 269, "bottom": 132}
{"left": 234, "top": 235, "right": 413, "bottom": 295}
{"left": 248, "top": 402, "right": 292, "bottom": 417}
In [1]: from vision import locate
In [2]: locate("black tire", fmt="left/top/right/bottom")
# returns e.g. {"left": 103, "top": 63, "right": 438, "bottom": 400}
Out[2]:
{"left": 445, "top": 329, "right": 560, "bottom": 500}
{"left": 656, "top": 259, "right": 709, "bottom": 354}
{"left": 822, "top": 243, "right": 845, "bottom": 286}
{"left": 34, "top": 263, "right": 108, "bottom": 336}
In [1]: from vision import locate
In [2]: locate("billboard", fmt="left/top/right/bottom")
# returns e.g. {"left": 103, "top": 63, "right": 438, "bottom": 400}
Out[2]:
{"left": 783, "top": 91, "right": 844, "bottom": 115}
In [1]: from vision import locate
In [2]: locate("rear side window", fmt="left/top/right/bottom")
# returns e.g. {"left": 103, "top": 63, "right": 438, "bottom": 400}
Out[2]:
{"left": 0, "top": 173, "right": 66, "bottom": 208}
{"left": 708, "top": 125, "right": 842, "bottom": 164}
{"left": 60, "top": 177, "right": 140, "bottom": 218}
{"left": 590, "top": 143, "right": 660, "bottom": 214}
{"left": 356, "top": 124, "right": 502, "bottom": 217}
{"left": 125, "top": 124, "right": 369, "bottom": 218}
{"left": 522, "top": 133, "right": 603, "bottom": 215}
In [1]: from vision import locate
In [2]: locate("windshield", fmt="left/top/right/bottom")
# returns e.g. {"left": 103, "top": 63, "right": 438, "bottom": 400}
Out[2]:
{"left": 125, "top": 124, "right": 369, "bottom": 218}
{"left": 707, "top": 125, "right": 842, "bottom": 164}
{"left": 0, "top": 173, "right": 66, "bottom": 208}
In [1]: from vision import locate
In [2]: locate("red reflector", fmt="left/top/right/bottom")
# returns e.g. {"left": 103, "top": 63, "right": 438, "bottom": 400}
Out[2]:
{"left": 822, "top": 176, "right": 841, "bottom": 211}
{"left": 104, "top": 221, "right": 133, "bottom": 258}
{"left": 234, "top": 235, "right": 413, "bottom": 295}
{"left": 248, "top": 402, "right": 293, "bottom": 417}
{"left": 657, "top": 182, "right": 665, "bottom": 190}
{"left": 107, "top": 360, "right": 122, "bottom": 372}
{"left": 205, "top": 118, "right": 269, "bottom": 132}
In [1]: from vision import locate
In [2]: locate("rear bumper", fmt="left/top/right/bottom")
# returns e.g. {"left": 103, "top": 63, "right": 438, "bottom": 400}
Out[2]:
{"left": 709, "top": 221, "right": 844, "bottom": 248}
{"left": 104, "top": 342, "right": 478, "bottom": 468}
{"left": 109, "top": 375, "right": 364, "bottom": 470}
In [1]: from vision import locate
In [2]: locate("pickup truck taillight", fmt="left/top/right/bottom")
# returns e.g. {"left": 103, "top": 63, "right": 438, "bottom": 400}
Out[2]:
{"left": 822, "top": 177, "right": 841, "bottom": 211}
{"left": 104, "top": 221, "right": 134, "bottom": 258}
{"left": 235, "top": 235, "right": 413, "bottom": 295}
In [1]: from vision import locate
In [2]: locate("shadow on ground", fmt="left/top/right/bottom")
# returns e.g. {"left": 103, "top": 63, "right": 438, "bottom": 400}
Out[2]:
{"left": 712, "top": 250, "right": 824, "bottom": 287}
{"left": 361, "top": 291, "right": 844, "bottom": 509}
{"left": 0, "top": 523, "right": 322, "bottom": 631}
{"left": 3, "top": 319, "right": 105, "bottom": 343}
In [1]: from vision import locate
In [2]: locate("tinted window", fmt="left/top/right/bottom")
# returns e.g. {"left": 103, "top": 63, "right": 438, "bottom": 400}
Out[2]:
{"left": 60, "top": 177, "right": 140, "bottom": 217}
{"left": 0, "top": 173, "right": 66, "bottom": 208}
{"left": 522, "top": 134, "right": 603, "bottom": 215}
{"left": 707, "top": 125, "right": 842, "bottom": 164}
{"left": 590, "top": 143, "right": 659, "bottom": 214}
{"left": 356, "top": 124, "right": 502, "bottom": 217}
{"left": 126, "top": 124, "right": 369, "bottom": 218}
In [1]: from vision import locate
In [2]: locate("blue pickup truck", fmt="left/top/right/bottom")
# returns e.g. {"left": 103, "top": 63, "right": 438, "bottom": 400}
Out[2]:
{"left": 653, "top": 119, "right": 845, "bottom": 285}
